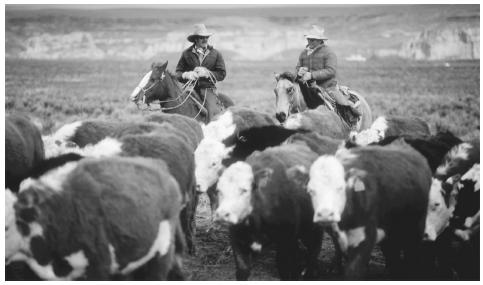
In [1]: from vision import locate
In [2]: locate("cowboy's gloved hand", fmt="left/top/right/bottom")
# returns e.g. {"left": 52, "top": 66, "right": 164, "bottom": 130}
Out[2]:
{"left": 182, "top": 71, "right": 198, "bottom": 81}
{"left": 302, "top": 72, "right": 312, "bottom": 82}
{"left": 297, "top": 67, "right": 308, "bottom": 77}
{"left": 194, "top": 66, "right": 210, "bottom": 78}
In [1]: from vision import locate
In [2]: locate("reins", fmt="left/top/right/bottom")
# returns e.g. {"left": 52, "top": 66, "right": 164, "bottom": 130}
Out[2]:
{"left": 138, "top": 69, "right": 217, "bottom": 120}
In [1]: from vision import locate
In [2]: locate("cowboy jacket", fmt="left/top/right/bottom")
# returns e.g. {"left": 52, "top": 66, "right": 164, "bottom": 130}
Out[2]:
{"left": 175, "top": 44, "right": 226, "bottom": 89}
{"left": 296, "top": 43, "right": 338, "bottom": 89}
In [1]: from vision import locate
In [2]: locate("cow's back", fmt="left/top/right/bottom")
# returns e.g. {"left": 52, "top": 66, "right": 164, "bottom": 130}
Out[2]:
{"left": 342, "top": 145, "right": 432, "bottom": 231}
{"left": 6, "top": 114, "right": 45, "bottom": 191}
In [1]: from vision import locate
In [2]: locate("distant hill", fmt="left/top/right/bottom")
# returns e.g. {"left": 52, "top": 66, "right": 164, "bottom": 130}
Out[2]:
{"left": 5, "top": 4, "right": 479, "bottom": 61}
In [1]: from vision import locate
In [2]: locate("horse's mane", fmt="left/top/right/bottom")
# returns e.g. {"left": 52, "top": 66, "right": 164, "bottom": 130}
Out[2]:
{"left": 279, "top": 71, "right": 296, "bottom": 82}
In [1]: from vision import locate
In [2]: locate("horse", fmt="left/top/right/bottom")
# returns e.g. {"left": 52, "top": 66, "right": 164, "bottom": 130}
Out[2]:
{"left": 130, "top": 61, "right": 234, "bottom": 123}
{"left": 274, "top": 72, "right": 372, "bottom": 131}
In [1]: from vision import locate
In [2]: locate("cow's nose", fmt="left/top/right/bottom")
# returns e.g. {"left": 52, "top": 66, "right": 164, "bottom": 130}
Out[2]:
{"left": 314, "top": 210, "right": 338, "bottom": 223}
{"left": 214, "top": 210, "right": 229, "bottom": 222}
{"left": 275, "top": 112, "right": 287, "bottom": 123}
{"left": 195, "top": 185, "right": 202, "bottom": 193}
{"left": 423, "top": 232, "right": 432, "bottom": 241}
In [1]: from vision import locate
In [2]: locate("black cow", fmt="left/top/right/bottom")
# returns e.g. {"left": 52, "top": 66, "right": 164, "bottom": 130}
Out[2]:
{"left": 307, "top": 143, "right": 432, "bottom": 279}
{"left": 345, "top": 130, "right": 463, "bottom": 173}
{"left": 215, "top": 144, "right": 323, "bottom": 280}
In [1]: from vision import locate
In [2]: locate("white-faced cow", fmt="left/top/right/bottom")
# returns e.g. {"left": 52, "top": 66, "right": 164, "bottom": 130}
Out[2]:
{"left": 195, "top": 107, "right": 277, "bottom": 222}
{"left": 215, "top": 144, "right": 323, "bottom": 280}
{"left": 6, "top": 114, "right": 45, "bottom": 193}
{"left": 347, "top": 115, "right": 431, "bottom": 146}
{"left": 307, "top": 143, "right": 432, "bottom": 279}
{"left": 422, "top": 162, "right": 479, "bottom": 280}
{"left": 6, "top": 156, "right": 185, "bottom": 281}
{"left": 421, "top": 139, "right": 479, "bottom": 280}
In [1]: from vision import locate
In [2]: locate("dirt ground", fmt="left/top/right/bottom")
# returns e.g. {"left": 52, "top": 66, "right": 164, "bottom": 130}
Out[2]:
{"left": 183, "top": 194, "right": 388, "bottom": 281}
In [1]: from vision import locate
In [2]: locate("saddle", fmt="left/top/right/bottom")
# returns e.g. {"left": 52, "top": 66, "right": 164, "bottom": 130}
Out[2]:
{"left": 312, "top": 84, "right": 361, "bottom": 130}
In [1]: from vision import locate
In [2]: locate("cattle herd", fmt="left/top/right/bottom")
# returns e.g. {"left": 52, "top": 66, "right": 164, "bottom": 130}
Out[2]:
{"left": 5, "top": 106, "right": 480, "bottom": 280}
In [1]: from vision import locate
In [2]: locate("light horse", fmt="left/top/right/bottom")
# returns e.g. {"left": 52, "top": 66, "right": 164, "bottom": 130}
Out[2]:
{"left": 130, "top": 61, "right": 234, "bottom": 123}
{"left": 274, "top": 72, "right": 372, "bottom": 131}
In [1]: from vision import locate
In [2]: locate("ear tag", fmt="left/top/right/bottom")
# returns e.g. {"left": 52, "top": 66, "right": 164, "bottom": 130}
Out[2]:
{"left": 354, "top": 179, "right": 365, "bottom": 192}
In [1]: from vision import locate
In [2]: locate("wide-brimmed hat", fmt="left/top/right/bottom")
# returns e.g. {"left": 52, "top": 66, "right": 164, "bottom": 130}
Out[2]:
{"left": 187, "top": 24, "right": 213, "bottom": 42}
{"left": 304, "top": 25, "right": 328, "bottom": 40}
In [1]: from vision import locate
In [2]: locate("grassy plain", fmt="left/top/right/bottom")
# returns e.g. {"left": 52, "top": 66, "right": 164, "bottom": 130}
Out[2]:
{"left": 5, "top": 58, "right": 480, "bottom": 280}
{"left": 6, "top": 58, "right": 480, "bottom": 138}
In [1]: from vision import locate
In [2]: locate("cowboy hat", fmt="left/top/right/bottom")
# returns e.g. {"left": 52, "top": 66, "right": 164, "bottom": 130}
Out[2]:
{"left": 187, "top": 24, "right": 213, "bottom": 42}
{"left": 304, "top": 25, "right": 328, "bottom": 40}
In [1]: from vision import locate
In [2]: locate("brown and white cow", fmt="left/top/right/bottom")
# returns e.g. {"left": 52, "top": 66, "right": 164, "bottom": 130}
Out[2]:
{"left": 425, "top": 139, "right": 480, "bottom": 241}
{"left": 195, "top": 107, "right": 277, "bottom": 223}
{"left": 6, "top": 156, "right": 185, "bottom": 280}
{"left": 56, "top": 131, "right": 199, "bottom": 255}
{"left": 347, "top": 115, "right": 430, "bottom": 147}
{"left": 214, "top": 144, "right": 323, "bottom": 280}
{"left": 307, "top": 143, "right": 432, "bottom": 279}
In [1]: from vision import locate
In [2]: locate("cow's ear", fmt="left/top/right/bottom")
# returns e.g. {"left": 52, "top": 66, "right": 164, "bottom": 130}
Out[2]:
{"left": 223, "top": 145, "right": 235, "bottom": 158}
{"left": 255, "top": 168, "right": 273, "bottom": 189}
{"left": 346, "top": 168, "right": 367, "bottom": 192}
{"left": 286, "top": 165, "right": 309, "bottom": 189}
{"left": 443, "top": 173, "right": 462, "bottom": 208}
{"left": 274, "top": 73, "right": 280, "bottom": 81}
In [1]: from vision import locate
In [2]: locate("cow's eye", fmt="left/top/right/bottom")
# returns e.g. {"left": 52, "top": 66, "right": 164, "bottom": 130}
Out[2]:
{"left": 211, "top": 162, "right": 217, "bottom": 167}
{"left": 240, "top": 188, "right": 248, "bottom": 194}
{"left": 434, "top": 203, "right": 440, "bottom": 208}
{"left": 287, "top": 87, "right": 294, "bottom": 93}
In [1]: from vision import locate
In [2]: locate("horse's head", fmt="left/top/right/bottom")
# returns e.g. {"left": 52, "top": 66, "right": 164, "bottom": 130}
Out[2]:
{"left": 129, "top": 61, "right": 169, "bottom": 106}
{"left": 274, "top": 72, "right": 301, "bottom": 123}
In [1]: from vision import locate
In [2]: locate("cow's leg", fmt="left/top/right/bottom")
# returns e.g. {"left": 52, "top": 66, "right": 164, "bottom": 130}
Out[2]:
{"left": 179, "top": 207, "right": 195, "bottom": 255}
{"left": 300, "top": 226, "right": 324, "bottom": 280}
{"left": 134, "top": 248, "right": 175, "bottom": 281}
{"left": 276, "top": 237, "right": 300, "bottom": 280}
{"left": 400, "top": 218, "right": 426, "bottom": 279}
{"left": 206, "top": 184, "right": 220, "bottom": 231}
{"left": 380, "top": 237, "right": 403, "bottom": 279}
{"left": 327, "top": 228, "right": 345, "bottom": 275}
{"left": 229, "top": 228, "right": 252, "bottom": 280}
{"left": 344, "top": 227, "right": 377, "bottom": 280}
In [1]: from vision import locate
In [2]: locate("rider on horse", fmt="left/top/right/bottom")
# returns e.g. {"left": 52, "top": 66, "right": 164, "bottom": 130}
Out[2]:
{"left": 296, "top": 25, "right": 362, "bottom": 129}
{"left": 175, "top": 23, "right": 227, "bottom": 121}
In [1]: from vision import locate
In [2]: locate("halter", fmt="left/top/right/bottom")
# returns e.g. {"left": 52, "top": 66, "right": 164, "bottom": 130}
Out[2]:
{"left": 281, "top": 81, "right": 303, "bottom": 117}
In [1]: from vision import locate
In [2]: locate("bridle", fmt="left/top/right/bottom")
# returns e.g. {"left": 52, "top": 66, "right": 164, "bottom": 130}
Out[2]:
{"left": 135, "top": 71, "right": 208, "bottom": 120}
{"left": 277, "top": 80, "right": 302, "bottom": 117}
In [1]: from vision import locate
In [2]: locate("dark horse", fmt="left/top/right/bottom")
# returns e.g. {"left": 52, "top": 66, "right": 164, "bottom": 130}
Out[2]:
{"left": 130, "top": 61, "right": 234, "bottom": 123}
